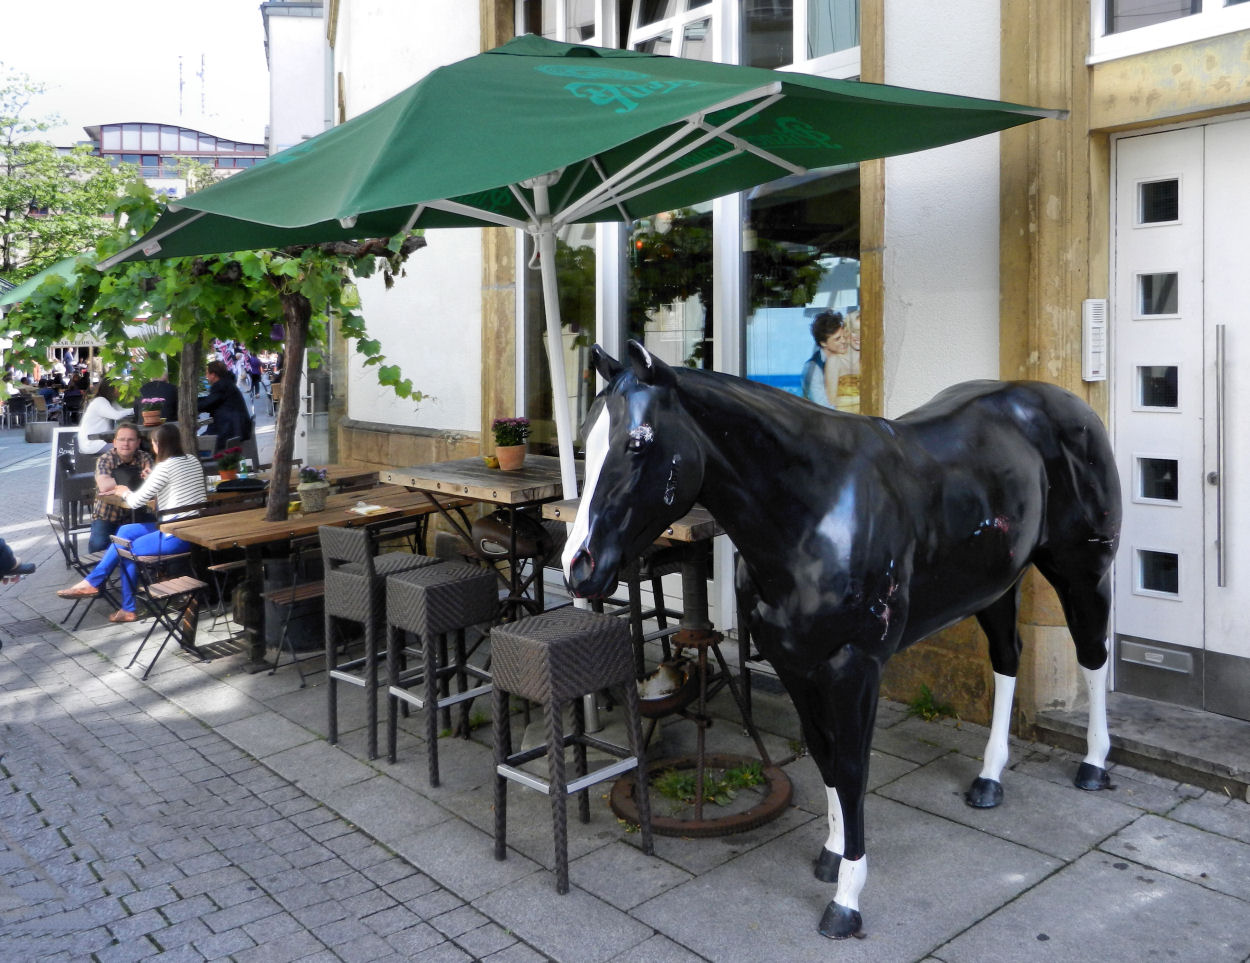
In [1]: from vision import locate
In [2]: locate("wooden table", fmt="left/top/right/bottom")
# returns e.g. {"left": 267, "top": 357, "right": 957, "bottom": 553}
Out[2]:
{"left": 384, "top": 455, "right": 578, "bottom": 617}
{"left": 161, "top": 485, "right": 448, "bottom": 671}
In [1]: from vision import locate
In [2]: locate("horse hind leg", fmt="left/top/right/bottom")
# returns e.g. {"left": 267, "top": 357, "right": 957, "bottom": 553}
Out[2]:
{"left": 966, "top": 586, "right": 1023, "bottom": 809}
{"left": 1036, "top": 559, "right": 1115, "bottom": 792}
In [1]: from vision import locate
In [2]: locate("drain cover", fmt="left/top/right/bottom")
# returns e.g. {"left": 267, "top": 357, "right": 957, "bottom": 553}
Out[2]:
{"left": 1, "top": 619, "right": 54, "bottom": 639}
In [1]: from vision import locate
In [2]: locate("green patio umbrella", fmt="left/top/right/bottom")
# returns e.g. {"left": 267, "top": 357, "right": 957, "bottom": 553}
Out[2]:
{"left": 0, "top": 253, "right": 89, "bottom": 308}
{"left": 103, "top": 34, "right": 1065, "bottom": 496}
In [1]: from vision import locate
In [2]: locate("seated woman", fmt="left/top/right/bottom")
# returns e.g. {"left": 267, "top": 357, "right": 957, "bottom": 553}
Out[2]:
{"left": 57, "top": 423, "right": 207, "bottom": 623}
{"left": 78, "top": 377, "right": 136, "bottom": 456}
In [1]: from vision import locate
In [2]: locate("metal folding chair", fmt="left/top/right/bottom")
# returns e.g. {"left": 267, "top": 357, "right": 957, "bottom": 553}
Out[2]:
{"left": 112, "top": 535, "right": 207, "bottom": 680}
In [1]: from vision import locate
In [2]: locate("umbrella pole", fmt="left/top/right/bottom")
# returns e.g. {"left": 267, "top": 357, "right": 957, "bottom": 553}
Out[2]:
{"left": 532, "top": 180, "right": 579, "bottom": 501}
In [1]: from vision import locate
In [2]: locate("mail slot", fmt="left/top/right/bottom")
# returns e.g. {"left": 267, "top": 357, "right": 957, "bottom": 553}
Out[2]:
{"left": 1120, "top": 639, "right": 1194, "bottom": 675}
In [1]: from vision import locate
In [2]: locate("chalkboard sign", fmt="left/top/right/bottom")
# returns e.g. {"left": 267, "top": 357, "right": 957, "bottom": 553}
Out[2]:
{"left": 46, "top": 427, "right": 96, "bottom": 514}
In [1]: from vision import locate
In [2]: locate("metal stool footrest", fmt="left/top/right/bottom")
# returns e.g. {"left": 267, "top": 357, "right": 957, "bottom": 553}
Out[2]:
{"left": 491, "top": 607, "right": 654, "bottom": 894}
{"left": 385, "top": 562, "right": 498, "bottom": 784}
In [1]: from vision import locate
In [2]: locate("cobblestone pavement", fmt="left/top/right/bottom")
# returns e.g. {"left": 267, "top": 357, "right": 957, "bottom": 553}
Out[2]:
{"left": 0, "top": 425, "right": 537, "bottom": 962}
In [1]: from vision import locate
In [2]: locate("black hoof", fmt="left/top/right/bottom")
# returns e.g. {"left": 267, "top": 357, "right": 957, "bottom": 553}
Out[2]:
{"left": 1074, "top": 762, "right": 1112, "bottom": 792}
{"left": 818, "top": 901, "right": 864, "bottom": 940}
{"left": 813, "top": 848, "right": 841, "bottom": 882}
{"left": 965, "top": 776, "right": 1004, "bottom": 808}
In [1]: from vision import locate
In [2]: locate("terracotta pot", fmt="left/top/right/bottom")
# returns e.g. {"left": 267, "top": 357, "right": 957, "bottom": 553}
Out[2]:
{"left": 297, "top": 480, "right": 330, "bottom": 513}
{"left": 218, "top": 469, "right": 238, "bottom": 482}
{"left": 141, "top": 410, "right": 162, "bottom": 426}
{"left": 495, "top": 444, "right": 526, "bottom": 471}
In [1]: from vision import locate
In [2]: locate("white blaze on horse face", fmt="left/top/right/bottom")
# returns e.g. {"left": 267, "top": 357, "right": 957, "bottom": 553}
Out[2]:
{"left": 824, "top": 786, "right": 844, "bottom": 856}
{"left": 978, "top": 672, "right": 1016, "bottom": 783}
{"left": 562, "top": 404, "right": 612, "bottom": 580}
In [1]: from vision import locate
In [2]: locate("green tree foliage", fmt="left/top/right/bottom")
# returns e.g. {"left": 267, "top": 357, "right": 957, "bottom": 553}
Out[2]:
{"left": 0, "top": 64, "right": 131, "bottom": 281}
{"left": 7, "top": 178, "right": 425, "bottom": 521}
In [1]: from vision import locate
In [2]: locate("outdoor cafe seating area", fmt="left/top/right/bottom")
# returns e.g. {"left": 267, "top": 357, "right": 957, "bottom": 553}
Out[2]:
{"left": 47, "top": 447, "right": 789, "bottom": 892}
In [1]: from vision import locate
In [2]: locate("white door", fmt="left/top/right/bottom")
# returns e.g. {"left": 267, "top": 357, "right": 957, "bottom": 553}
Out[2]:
{"left": 1112, "top": 119, "right": 1250, "bottom": 721}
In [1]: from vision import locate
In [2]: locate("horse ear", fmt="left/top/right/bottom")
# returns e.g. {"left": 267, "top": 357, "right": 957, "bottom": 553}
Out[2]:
{"left": 589, "top": 344, "right": 624, "bottom": 382}
{"left": 626, "top": 340, "right": 674, "bottom": 386}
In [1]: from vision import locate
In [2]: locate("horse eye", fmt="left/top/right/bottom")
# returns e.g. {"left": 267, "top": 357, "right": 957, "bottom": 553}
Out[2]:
{"left": 627, "top": 424, "right": 654, "bottom": 452}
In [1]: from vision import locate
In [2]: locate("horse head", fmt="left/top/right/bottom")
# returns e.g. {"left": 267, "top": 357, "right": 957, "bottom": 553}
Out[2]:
{"left": 562, "top": 341, "right": 704, "bottom": 599}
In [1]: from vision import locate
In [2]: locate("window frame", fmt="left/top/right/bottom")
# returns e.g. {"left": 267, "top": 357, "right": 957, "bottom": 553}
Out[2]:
{"left": 1090, "top": 0, "right": 1250, "bottom": 64}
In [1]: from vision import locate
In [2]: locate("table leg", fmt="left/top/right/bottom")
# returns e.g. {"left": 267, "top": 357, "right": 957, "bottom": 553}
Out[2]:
{"left": 237, "top": 546, "right": 270, "bottom": 673}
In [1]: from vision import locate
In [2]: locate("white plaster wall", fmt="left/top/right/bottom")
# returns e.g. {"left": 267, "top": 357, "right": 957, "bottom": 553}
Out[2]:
{"left": 335, "top": 2, "right": 483, "bottom": 432}
{"left": 268, "top": 14, "right": 327, "bottom": 153}
{"left": 882, "top": 0, "right": 1002, "bottom": 417}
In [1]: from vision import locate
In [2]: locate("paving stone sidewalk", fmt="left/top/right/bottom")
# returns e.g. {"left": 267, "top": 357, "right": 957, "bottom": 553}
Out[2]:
{"left": 0, "top": 619, "right": 537, "bottom": 963}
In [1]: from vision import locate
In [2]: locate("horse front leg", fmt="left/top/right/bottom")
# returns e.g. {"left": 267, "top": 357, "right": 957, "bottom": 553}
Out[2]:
{"left": 966, "top": 587, "right": 1022, "bottom": 808}
{"left": 802, "top": 657, "right": 882, "bottom": 941}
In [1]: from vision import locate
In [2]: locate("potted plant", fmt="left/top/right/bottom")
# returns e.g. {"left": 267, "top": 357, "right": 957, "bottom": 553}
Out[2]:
{"left": 215, "top": 446, "right": 243, "bottom": 481}
{"left": 491, "top": 416, "right": 531, "bottom": 471}
{"left": 140, "top": 397, "right": 165, "bottom": 426}
{"left": 296, "top": 465, "right": 330, "bottom": 512}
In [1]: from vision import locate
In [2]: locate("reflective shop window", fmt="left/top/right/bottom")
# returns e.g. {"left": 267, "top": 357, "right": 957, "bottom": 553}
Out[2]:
{"left": 744, "top": 0, "right": 860, "bottom": 68}
{"left": 521, "top": 224, "right": 598, "bottom": 457}
{"left": 626, "top": 204, "right": 715, "bottom": 370}
{"left": 744, "top": 166, "right": 861, "bottom": 412}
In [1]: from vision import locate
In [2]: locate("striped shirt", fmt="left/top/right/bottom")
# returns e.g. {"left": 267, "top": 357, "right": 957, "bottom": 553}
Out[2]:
{"left": 124, "top": 454, "right": 207, "bottom": 520}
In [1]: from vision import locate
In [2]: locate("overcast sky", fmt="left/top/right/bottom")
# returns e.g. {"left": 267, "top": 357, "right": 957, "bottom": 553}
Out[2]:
{"left": 3, "top": 0, "right": 271, "bottom": 146}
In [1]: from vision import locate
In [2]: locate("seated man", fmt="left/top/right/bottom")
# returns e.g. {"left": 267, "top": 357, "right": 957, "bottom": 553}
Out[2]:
{"left": 198, "top": 359, "right": 253, "bottom": 444}
{"left": 90, "top": 422, "right": 155, "bottom": 552}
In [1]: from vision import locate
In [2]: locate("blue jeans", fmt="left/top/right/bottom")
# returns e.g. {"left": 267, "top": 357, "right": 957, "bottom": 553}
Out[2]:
{"left": 89, "top": 518, "right": 119, "bottom": 554}
{"left": 0, "top": 536, "right": 15, "bottom": 575}
{"left": 86, "top": 522, "right": 191, "bottom": 613}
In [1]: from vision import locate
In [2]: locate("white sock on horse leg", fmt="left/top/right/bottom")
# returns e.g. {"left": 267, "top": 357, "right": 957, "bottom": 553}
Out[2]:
{"left": 1081, "top": 661, "right": 1110, "bottom": 769}
{"left": 978, "top": 672, "right": 1016, "bottom": 783}
{"left": 824, "top": 786, "right": 844, "bottom": 855}
{"left": 834, "top": 854, "right": 868, "bottom": 911}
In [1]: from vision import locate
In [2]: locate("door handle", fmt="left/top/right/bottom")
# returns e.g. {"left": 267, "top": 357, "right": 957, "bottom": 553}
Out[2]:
{"left": 1214, "top": 323, "right": 1226, "bottom": 587}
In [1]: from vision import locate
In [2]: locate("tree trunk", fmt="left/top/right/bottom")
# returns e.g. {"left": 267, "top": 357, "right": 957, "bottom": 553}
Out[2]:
{"left": 178, "top": 334, "right": 203, "bottom": 455}
{"left": 265, "top": 292, "right": 310, "bottom": 521}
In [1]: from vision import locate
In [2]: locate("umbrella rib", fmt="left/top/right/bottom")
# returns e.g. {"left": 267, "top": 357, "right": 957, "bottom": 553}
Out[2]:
{"left": 420, "top": 198, "right": 530, "bottom": 230}
{"left": 560, "top": 88, "right": 786, "bottom": 225}
{"left": 506, "top": 185, "right": 540, "bottom": 224}
{"left": 97, "top": 211, "right": 208, "bottom": 270}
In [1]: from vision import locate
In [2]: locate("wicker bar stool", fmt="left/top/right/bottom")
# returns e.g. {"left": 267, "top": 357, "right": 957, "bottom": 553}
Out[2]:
{"left": 319, "top": 525, "right": 442, "bottom": 760}
{"left": 492, "top": 607, "right": 654, "bottom": 894}
{"left": 384, "top": 562, "right": 498, "bottom": 783}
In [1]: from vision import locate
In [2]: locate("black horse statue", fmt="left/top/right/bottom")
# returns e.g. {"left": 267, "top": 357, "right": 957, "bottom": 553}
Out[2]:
{"left": 562, "top": 341, "right": 1121, "bottom": 940}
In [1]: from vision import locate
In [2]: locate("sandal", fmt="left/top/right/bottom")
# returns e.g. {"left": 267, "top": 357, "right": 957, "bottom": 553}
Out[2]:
{"left": 108, "top": 610, "right": 137, "bottom": 624}
{"left": 57, "top": 582, "right": 98, "bottom": 599}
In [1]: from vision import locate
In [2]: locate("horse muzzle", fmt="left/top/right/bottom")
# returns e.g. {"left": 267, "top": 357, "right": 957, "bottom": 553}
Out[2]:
{"left": 563, "top": 547, "right": 619, "bottom": 599}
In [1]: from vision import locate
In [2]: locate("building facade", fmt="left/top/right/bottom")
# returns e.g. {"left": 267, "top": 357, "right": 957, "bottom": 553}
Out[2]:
{"left": 271, "top": 1, "right": 1250, "bottom": 731}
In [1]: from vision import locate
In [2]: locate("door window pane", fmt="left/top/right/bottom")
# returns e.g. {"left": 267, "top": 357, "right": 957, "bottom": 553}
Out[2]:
{"left": 808, "top": 0, "right": 860, "bottom": 58}
{"left": 1138, "top": 272, "right": 1178, "bottom": 315}
{"left": 744, "top": 166, "right": 861, "bottom": 410}
{"left": 1106, "top": 0, "right": 1197, "bottom": 35}
{"left": 1138, "top": 549, "right": 1180, "bottom": 595}
{"left": 1137, "top": 365, "right": 1178, "bottom": 408}
{"left": 1138, "top": 457, "right": 1179, "bottom": 501}
{"left": 1139, "top": 179, "right": 1179, "bottom": 223}
{"left": 636, "top": 30, "right": 673, "bottom": 54}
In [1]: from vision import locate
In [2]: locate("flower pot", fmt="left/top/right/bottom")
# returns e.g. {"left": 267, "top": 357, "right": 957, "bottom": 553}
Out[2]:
{"left": 141, "top": 410, "right": 162, "bottom": 426}
{"left": 297, "top": 480, "right": 330, "bottom": 513}
{"left": 218, "top": 469, "right": 238, "bottom": 482}
{"left": 495, "top": 444, "right": 526, "bottom": 471}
